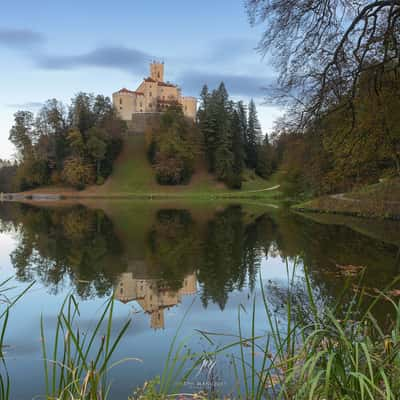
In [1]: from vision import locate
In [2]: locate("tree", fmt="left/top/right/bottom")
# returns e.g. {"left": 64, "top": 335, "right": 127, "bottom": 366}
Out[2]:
{"left": 67, "top": 129, "right": 85, "bottom": 158}
{"left": 237, "top": 101, "right": 248, "bottom": 151}
{"left": 69, "top": 92, "right": 95, "bottom": 134}
{"left": 87, "top": 128, "right": 107, "bottom": 180}
{"left": 61, "top": 157, "right": 95, "bottom": 189}
{"left": 149, "top": 104, "right": 199, "bottom": 185}
{"left": 35, "top": 99, "right": 68, "bottom": 171}
{"left": 246, "top": 99, "right": 262, "bottom": 169}
{"left": 9, "top": 92, "right": 125, "bottom": 191}
{"left": 9, "top": 111, "right": 36, "bottom": 159}
{"left": 230, "top": 110, "right": 245, "bottom": 188}
{"left": 255, "top": 134, "right": 274, "bottom": 179}
{"left": 214, "top": 84, "right": 235, "bottom": 182}
{"left": 247, "top": 0, "right": 400, "bottom": 124}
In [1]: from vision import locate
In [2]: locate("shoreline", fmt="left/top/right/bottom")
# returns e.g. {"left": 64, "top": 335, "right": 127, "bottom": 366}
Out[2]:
{"left": 0, "top": 184, "right": 282, "bottom": 202}
{"left": 294, "top": 205, "right": 400, "bottom": 221}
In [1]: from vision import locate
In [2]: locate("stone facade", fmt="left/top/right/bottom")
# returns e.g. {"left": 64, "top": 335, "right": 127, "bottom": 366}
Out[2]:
{"left": 113, "top": 62, "right": 197, "bottom": 122}
{"left": 115, "top": 272, "right": 197, "bottom": 329}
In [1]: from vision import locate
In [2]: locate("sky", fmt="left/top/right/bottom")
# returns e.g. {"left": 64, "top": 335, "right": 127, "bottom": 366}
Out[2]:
{"left": 0, "top": 0, "right": 281, "bottom": 160}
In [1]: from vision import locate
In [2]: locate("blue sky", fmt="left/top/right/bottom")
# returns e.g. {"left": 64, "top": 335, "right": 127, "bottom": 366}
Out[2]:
{"left": 0, "top": 0, "right": 281, "bottom": 159}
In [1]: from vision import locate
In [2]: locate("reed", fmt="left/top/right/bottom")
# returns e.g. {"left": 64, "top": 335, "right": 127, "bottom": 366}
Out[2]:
{"left": 40, "top": 294, "right": 133, "bottom": 400}
{"left": 0, "top": 277, "right": 34, "bottom": 400}
{"left": 197, "top": 259, "right": 400, "bottom": 399}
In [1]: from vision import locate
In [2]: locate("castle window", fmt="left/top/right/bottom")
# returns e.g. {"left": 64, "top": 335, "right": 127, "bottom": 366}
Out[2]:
{"left": 149, "top": 92, "right": 152, "bottom": 97}
{"left": 119, "top": 98, "right": 122, "bottom": 105}
{"left": 149, "top": 103, "right": 152, "bottom": 108}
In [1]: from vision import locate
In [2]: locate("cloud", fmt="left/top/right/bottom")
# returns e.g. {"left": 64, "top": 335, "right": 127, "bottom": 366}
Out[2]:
{"left": 35, "top": 46, "right": 151, "bottom": 74}
{"left": 6, "top": 102, "right": 44, "bottom": 109}
{"left": 179, "top": 70, "right": 272, "bottom": 98}
{"left": 206, "top": 37, "right": 257, "bottom": 63}
{"left": 0, "top": 28, "right": 45, "bottom": 48}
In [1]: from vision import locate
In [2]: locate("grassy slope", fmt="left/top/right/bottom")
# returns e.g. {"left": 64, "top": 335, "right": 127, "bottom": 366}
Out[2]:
{"left": 87, "top": 135, "right": 281, "bottom": 199}
{"left": 295, "top": 178, "right": 400, "bottom": 219}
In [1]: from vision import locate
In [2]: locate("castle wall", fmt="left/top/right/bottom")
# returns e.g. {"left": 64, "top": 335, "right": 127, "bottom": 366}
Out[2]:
{"left": 126, "top": 113, "right": 161, "bottom": 135}
{"left": 181, "top": 97, "right": 197, "bottom": 120}
{"left": 113, "top": 92, "right": 136, "bottom": 120}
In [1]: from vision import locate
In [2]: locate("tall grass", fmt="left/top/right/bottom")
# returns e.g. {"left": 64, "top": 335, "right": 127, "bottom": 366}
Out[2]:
{"left": 2, "top": 261, "right": 400, "bottom": 399}
{"left": 40, "top": 295, "right": 133, "bottom": 400}
{"left": 0, "top": 277, "right": 34, "bottom": 400}
{"left": 196, "top": 259, "right": 400, "bottom": 399}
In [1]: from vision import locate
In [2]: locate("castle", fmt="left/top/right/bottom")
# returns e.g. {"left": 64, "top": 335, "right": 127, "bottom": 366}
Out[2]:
{"left": 115, "top": 271, "right": 197, "bottom": 329}
{"left": 112, "top": 62, "right": 197, "bottom": 121}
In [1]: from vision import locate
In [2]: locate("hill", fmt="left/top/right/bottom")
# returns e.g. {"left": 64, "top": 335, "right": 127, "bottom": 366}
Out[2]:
{"left": 12, "top": 135, "right": 281, "bottom": 200}
{"left": 86, "top": 135, "right": 281, "bottom": 199}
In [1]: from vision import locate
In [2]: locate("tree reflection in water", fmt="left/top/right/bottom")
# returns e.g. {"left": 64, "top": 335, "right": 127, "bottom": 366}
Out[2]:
{"left": 0, "top": 202, "right": 399, "bottom": 327}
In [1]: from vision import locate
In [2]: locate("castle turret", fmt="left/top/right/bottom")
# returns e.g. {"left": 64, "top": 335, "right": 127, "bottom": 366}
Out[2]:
{"left": 150, "top": 62, "right": 164, "bottom": 82}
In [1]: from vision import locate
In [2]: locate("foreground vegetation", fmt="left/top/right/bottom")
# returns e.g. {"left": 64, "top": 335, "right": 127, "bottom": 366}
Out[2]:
{"left": 2, "top": 259, "right": 400, "bottom": 399}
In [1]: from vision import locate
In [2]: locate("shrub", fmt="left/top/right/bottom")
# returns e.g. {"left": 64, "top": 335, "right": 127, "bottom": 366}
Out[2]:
{"left": 61, "top": 157, "right": 95, "bottom": 189}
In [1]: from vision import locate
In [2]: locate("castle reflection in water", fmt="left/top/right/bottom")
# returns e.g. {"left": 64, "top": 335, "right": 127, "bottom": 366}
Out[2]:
{"left": 114, "top": 262, "right": 197, "bottom": 329}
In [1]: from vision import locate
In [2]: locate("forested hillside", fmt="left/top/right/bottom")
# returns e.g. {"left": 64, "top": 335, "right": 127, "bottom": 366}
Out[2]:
{"left": 245, "top": 0, "right": 400, "bottom": 201}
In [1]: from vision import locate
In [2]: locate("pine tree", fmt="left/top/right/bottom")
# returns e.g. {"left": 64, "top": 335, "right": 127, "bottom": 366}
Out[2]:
{"left": 230, "top": 109, "right": 245, "bottom": 188}
{"left": 237, "top": 101, "right": 248, "bottom": 159}
{"left": 246, "top": 99, "right": 262, "bottom": 170}
{"left": 214, "top": 83, "right": 233, "bottom": 181}
{"left": 198, "top": 82, "right": 245, "bottom": 188}
{"left": 198, "top": 85, "right": 219, "bottom": 172}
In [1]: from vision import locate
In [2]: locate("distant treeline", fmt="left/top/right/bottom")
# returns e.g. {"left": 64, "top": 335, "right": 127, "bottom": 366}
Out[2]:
{"left": 146, "top": 82, "right": 274, "bottom": 188}
{"left": 8, "top": 93, "right": 126, "bottom": 191}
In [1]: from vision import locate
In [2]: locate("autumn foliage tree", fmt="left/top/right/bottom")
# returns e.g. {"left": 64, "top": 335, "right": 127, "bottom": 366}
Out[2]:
{"left": 9, "top": 93, "right": 125, "bottom": 190}
{"left": 246, "top": 0, "right": 400, "bottom": 196}
{"left": 147, "top": 103, "right": 200, "bottom": 185}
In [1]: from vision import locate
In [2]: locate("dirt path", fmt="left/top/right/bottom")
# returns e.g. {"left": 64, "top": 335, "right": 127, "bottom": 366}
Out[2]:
{"left": 239, "top": 184, "right": 281, "bottom": 194}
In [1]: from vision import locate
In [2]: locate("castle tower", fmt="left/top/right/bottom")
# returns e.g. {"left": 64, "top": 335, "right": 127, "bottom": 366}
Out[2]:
{"left": 150, "top": 309, "right": 165, "bottom": 329}
{"left": 150, "top": 62, "right": 164, "bottom": 82}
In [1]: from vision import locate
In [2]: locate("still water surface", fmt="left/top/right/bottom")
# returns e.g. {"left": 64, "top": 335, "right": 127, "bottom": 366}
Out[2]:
{"left": 0, "top": 200, "right": 399, "bottom": 398}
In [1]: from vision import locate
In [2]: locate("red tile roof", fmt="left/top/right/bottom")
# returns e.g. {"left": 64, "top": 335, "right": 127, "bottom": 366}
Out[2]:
{"left": 118, "top": 88, "right": 134, "bottom": 93}
{"left": 144, "top": 77, "right": 157, "bottom": 83}
{"left": 117, "top": 88, "right": 144, "bottom": 95}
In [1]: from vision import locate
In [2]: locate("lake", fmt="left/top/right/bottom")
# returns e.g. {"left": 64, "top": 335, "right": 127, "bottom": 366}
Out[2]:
{"left": 0, "top": 200, "right": 399, "bottom": 398}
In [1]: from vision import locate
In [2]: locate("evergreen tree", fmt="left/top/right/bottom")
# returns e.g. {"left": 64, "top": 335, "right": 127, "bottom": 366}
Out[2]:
{"left": 237, "top": 101, "right": 248, "bottom": 157}
{"left": 198, "top": 85, "right": 217, "bottom": 172}
{"left": 230, "top": 109, "right": 245, "bottom": 188}
{"left": 246, "top": 99, "right": 262, "bottom": 169}
{"left": 214, "top": 83, "right": 234, "bottom": 182}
